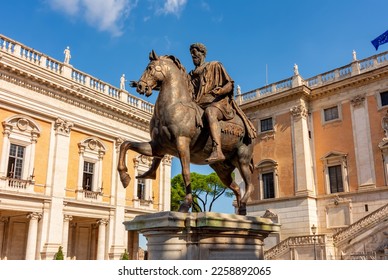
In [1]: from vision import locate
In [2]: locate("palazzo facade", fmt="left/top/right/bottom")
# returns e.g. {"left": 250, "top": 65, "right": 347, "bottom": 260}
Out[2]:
{"left": 0, "top": 34, "right": 171, "bottom": 260}
{"left": 238, "top": 50, "right": 388, "bottom": 260}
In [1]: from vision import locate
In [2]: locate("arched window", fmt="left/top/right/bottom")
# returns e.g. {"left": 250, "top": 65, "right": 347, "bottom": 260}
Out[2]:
{"left": 256, "top": 159, "right": 278, "bottom": 199}
{"left": 77, "top": 138, "right": 106, "bottom": 198}
{"left": 0, "top": 115, "right": 41, "bottom": 190}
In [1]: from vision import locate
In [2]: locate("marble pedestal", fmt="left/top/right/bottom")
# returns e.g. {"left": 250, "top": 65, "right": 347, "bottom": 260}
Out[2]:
{"left": 124, "top": 211, "right": 280, "bottom": 260}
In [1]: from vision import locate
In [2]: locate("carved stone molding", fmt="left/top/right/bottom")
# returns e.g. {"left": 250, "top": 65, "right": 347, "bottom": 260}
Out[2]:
{"left": 290, "top": 104, "right": 308, "bottom": 119}
{"left": 2, "top": 115, "right": 41, "bottom": 141}
{"left": 63, "top": 215, "right": 73, "bottom": 222}
{"left": 97, "top": 219, "right": 109, "bottom": 226}
{"left": 26, "top": 212, "right": 42, "bottom": 220}
{"left": 0, "top": 70, "right": 151, "bottom": 132}
{"left": 54, "top": 117, "right": 73, "bottom": 136}
{"left": 350, "top": 95, "right": 365, "bottom": 107}
{"left": 162, "top": 155, "right": 173, "bottom": 165}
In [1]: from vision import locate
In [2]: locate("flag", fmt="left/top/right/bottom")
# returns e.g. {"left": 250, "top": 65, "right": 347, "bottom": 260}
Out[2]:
{"left": 371, "top": 30, "right": 388, "bottom": 50}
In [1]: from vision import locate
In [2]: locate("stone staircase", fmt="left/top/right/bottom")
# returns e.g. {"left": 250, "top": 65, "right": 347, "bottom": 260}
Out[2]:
{"left": 264, "top": 203, "right": 388, "bottom": 260}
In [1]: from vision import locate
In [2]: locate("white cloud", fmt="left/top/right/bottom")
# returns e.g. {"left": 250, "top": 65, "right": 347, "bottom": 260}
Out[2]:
{"left": 160, "top": 0, "right": 187, "bottom": 16}
{"left": 48, "top": 0, "right": 136, "bottom": 36}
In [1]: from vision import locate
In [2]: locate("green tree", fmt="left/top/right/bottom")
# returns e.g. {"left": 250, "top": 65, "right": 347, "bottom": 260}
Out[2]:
{"left": 170, "top": 172, "right": 233, "bottom": 212}
{"left": 54, "top": 246, "right": 64, "bottom": 260}
{"left": 120, "top": 249, "right": 129, "bottom": 260}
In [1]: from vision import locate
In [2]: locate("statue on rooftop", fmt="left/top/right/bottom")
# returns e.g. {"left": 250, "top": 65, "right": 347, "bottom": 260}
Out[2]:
{"left": 64, "top": 46, "right": 71, "bottom": 64}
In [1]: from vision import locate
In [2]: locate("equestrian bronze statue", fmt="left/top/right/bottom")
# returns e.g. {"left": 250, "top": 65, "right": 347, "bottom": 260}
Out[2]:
{"left": 117, "top": 47, "right": 256, "bottom": 215}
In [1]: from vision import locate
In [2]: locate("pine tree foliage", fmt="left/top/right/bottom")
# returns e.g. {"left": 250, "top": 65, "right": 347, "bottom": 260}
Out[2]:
{"left": 171, "top": 172, "right": 234, "bottom": 212}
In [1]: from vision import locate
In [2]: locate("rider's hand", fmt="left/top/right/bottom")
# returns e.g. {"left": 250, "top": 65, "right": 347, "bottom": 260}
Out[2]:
{"left": 211, "top": 86, "right": 223, "bottom": 95}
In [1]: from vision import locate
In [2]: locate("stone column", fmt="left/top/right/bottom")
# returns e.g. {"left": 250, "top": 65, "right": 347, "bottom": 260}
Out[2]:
{"left": 0, "top": 216, "right": 9, "bottom": 259}
{"left": 350, "top": 96, "right": 376, "bottom": 189}
{"left": 41, "top": 118, "right": 73, "bottom": 260}
{"left": 159, "top": 155, "right": 172, "bottom": 211}
{"left": 96, "top": 219, "right": 108, "bottom": 260}
{"left": 62, "top": 215, "right": 73, "bottom": 259}
{"left": 25, "top": 212, "right": 41, "bottom": 260}
{"left": 290, "top": 104, "right": 315, "bottom": 195}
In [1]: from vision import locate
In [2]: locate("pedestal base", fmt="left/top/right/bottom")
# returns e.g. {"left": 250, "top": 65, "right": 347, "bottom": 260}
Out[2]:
{"left": 124, "top": 211, "right": 280, "bottom": 260}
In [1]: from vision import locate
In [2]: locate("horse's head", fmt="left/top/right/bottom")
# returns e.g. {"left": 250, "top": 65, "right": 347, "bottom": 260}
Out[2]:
{"left": 135, "top": 50, "right": 166, "bottom": 97}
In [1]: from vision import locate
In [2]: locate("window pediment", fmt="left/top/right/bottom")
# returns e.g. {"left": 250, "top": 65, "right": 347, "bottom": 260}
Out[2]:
{"left": 2, "top": 115, "right": 41, "bottom": 141}
{"left": 78, "top": 137, "right": 106, "bottom": 157}
{"left": 321, "top": 151, "right": 347, "bottom": 161}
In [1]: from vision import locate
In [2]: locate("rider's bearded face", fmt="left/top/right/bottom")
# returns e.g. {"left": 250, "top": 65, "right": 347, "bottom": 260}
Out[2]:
{"left": 191, "top": 48, "right": 204, "bottom": 67}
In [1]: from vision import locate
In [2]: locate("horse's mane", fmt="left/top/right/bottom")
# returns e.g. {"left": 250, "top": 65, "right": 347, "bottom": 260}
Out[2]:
{"left": 161, "top": 55, "right": 194, "bottom": 97}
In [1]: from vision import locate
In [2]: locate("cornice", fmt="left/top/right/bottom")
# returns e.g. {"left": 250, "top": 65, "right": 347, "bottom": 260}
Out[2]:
{"left": 0, "top": 58, "right": 151, "bottom": 132}
{"left": 240, "top": 85, "right": 311, "bottom": 112}
{"left": 309, "top": 64, "right": 388, "bottom": 100}
{"left": 241, "top": 65, "right": 388, "bottom": 112}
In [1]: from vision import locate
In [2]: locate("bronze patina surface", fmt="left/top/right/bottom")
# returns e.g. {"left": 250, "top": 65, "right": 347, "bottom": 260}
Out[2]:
{"left": 117, "top": 45, "right": 256, "bottom": 215}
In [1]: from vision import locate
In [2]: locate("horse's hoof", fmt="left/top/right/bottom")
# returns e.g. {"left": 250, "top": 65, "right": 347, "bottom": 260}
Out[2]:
{"left": 238, "top": 206, "right": 247, "bottom": 216}
{"left": 119, "top": 172, "right": 131, "bottom": 188}
{"left": 178, "top": 202, "right": 191, "bottom": 213}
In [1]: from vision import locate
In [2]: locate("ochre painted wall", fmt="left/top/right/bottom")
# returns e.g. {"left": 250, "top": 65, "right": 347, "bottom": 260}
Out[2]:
{"left": 312, "top": 102, "right": 358, "bottom": 194}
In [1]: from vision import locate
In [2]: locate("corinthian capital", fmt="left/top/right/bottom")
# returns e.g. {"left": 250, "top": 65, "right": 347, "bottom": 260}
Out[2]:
{"left": 290, "top": 104, "right": 308, "bottom": 119}
{"left": 54, "top": 118, "right": 73, "bottom": 135}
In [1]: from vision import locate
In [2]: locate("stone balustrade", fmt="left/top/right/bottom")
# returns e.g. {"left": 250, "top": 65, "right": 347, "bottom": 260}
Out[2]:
{"left": 264, "top": 234, "right": 326, "bottom": 260}
{"left": 238, "top": 50, "right": 388, "bottom": 105}
{"left": 0, "top": 34, "right": 153, "bottom": 114}
{"left": 333, "top": 202, "right": 388, "bottom": 245}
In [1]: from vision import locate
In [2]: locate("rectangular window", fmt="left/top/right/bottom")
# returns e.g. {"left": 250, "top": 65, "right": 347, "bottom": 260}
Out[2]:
{"left": 137, "top": 178, "right": 146, "bottom": 200}
{"left": 262, "top": 172, "right": 275, "bottom": 199}
{"left": 7, "top": 144, "right": 25, "bottom": 179}
{"left": 324, "top": 106, "right": 339, "bottom": 122}
{"left": 83, "top": 161, "right": 94, "bottom": 191}
{"left": 380, "top": 91, "right": 388, "bottom": 107}
{"left": 328, "top": 165, "right": 344, "bottom": 193}
{"left": 260, "top": 118, "right": 273, "bottom": 132}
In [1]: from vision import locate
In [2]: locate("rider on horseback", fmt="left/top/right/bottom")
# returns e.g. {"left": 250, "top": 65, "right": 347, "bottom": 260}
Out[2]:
{"left": 189, "top": 43, "right": 235, "bottom": 163}
{"left": 135, "top": 43, "right": 257, "bottom": 180}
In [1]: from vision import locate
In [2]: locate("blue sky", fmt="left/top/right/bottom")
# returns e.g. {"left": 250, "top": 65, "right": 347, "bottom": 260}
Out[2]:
{"left": 1, "top": 0, "right": 388, "bottom": 214}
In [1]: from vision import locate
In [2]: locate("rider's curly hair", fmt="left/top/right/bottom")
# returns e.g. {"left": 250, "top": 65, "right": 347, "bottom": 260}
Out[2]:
{"left": 190, "top": 43, "right": 207, "bottom": 56}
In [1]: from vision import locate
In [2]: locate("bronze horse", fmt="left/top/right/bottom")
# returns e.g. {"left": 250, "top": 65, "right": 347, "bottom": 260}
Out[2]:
{"left": 117, "top": 50, "right": 254, "bottom": 215}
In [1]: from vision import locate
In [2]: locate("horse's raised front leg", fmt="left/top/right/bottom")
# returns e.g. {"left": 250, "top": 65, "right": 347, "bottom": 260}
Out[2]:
{"left": 117, "top": 140, "right": 154, "bottom": 188}
{"left": 136, "top": 157, "right": 162, "bottom": 179}
{"left": 176, "top": 136, "right": 192, "bottom": 213}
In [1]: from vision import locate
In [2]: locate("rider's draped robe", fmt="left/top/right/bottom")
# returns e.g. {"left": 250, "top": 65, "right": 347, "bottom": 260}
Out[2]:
{"left": 189, "top": 61, "right": 257, "bottom": 139}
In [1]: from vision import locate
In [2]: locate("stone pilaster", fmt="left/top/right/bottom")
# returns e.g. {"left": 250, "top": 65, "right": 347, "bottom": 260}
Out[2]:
{"left": 41, "top": 117, "right": 73, "bottom": 260}
{"left": 350, "top": 95, "right": 376, "bottom": 189}
{"left": 108, "top": 138, "right": 126, "bottom": 260}
{"left": 290, "top": 104, "right": 315, "bottom": 196}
